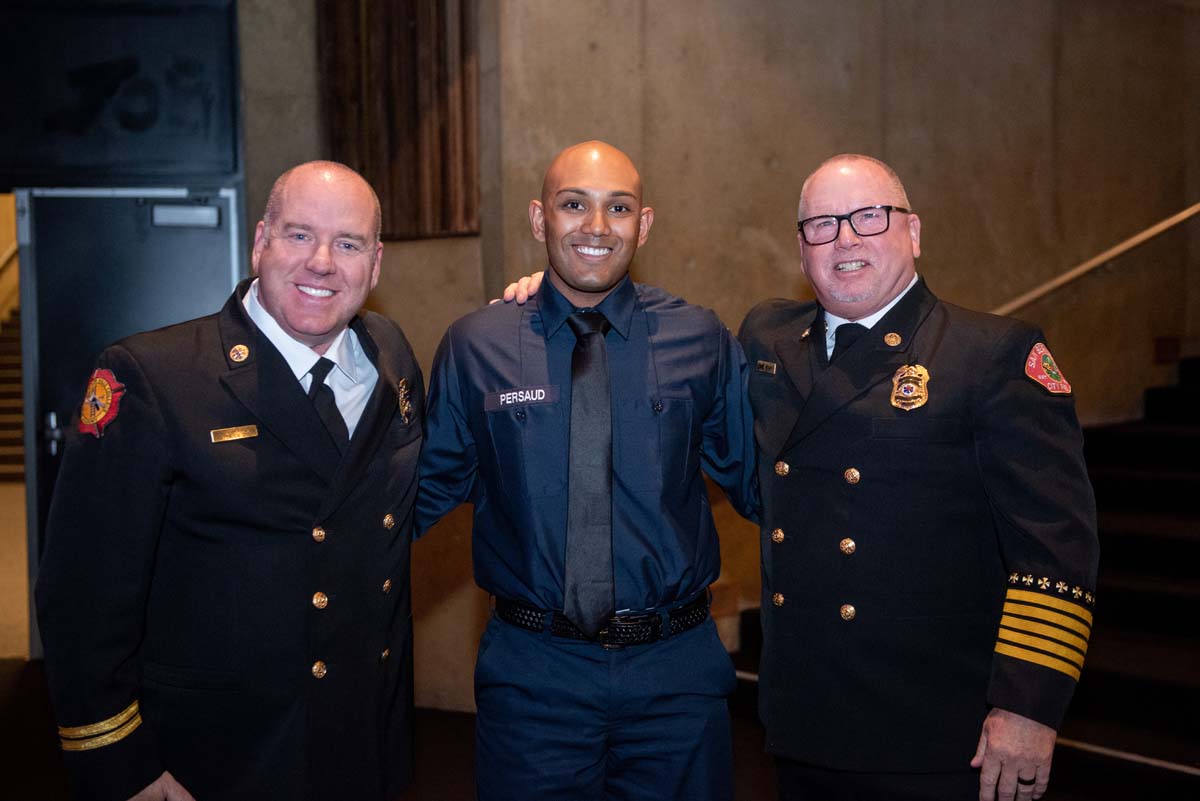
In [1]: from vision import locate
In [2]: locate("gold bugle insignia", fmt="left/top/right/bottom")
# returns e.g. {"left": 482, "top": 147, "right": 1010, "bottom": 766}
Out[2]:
{"left": 210, "top": 425, "right": 259, "bottom": 443}
{"left": 756, "top": 360, "right": 777, "bottom": 375}
{"left": 890, "top": 364, "right": 929, "bottom": 411}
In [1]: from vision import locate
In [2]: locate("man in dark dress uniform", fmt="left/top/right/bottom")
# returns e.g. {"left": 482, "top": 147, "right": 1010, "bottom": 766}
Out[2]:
{"left": 36, "top": 161, "right": 423, "bottom": 801}
{"left": 417, "top": 141, "right": 757, "bottom": 801}
{"left": 738, "top": 154, "right": 1099, "bottom": 801}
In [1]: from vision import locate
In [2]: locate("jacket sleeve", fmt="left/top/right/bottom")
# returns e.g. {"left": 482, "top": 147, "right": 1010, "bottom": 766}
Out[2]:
{"left": 414, "top": 325, "right": 478, "bottom": 536}
{"left": 699, "top": 320, "right": 761, "bottom": 522}
{"left": 34, "top": 345, "right": 167, "bottom": 800}
{"left": 973, "top": 325, "right": 1100, "bottom": 729}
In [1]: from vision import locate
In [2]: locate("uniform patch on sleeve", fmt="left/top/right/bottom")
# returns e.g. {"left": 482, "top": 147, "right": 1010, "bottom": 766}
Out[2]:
{"left": 78, "top": 368, "right": 127, "bottom": 438}
{"left": 1024, "top": 343, "right": 1071, "bottom": 395}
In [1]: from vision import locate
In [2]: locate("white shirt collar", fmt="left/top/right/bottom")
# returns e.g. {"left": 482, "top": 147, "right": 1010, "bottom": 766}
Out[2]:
{"left": 825, "top": 273, "right": 920, "bottom": 340}
{"left": 242, "top": 279, "right": 361, "bottom": 383}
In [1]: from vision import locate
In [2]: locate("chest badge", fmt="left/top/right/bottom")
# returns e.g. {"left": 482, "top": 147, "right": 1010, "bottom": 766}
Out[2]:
{"left": 79, "top": 368, "right": 127, "bottom": 438}
{"left": 397, "top": 379, "right": 413, "bottom": 425}
{"left": 890, "top": 364, "right": 930, "bottom": 411}
{"left": 756, "top": 360, "right": 778, "bottom": 375}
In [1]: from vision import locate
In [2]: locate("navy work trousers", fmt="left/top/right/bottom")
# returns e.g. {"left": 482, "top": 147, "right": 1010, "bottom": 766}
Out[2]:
{"left": 473, "top": 614, "right": 736, "bottom": 801}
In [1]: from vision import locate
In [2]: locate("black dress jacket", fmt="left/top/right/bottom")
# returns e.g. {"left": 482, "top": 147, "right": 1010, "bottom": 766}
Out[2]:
{"left": 738, "top": 279, "right": 1098, "bottom": 772}
{"left": 36, "top": 281, "right": 424, "bottom": 801}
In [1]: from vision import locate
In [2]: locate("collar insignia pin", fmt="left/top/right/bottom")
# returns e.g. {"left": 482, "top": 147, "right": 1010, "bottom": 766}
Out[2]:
{"left": 397, "top": 379, "right": 413, "bottom": 425}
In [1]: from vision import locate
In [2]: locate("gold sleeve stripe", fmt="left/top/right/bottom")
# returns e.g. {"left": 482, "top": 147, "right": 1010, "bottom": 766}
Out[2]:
{"left": 995, "top": 642, "right": 1082, "bottom": 681}
{"left": 999, "top": 614, "right": 1090, "bottom": 653}
{"left": 1002, "top": 601, "right": 1091, "bottom": 639}
{"left": 57, "top": 700, "right": 139, "bottom": 738}
{"left": 1005, "top": 588, "right": 1093, "bottom": 625}
{"left": 997, "top": 627, "right": 1086, "bottom": 668}
{"left": 60, "top": 714, "right": 142, "bottom": 751}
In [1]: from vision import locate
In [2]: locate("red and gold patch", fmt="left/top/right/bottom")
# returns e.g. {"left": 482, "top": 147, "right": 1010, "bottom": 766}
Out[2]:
{"left": 78, "top": 368, "right": 126, "bottom": 438}
{"left": 1024, "top": 343, "right": 1071, "bottom": 395}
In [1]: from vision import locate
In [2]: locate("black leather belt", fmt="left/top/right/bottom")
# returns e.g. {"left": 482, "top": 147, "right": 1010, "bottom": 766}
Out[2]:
{"left": 495, "top": 592, "right": 710, "bottom": 649}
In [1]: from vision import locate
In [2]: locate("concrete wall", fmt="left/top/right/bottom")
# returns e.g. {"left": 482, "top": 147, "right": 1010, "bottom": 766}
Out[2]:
{"left": 239, "top": 0, "right": 1200, "bottom": 712}
{"left": 486, "top": 0, "right": 1199, "bottom": 426}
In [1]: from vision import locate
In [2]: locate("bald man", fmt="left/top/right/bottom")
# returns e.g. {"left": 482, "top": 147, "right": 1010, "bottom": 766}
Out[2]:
{"left": 37, "top": 161, "right": 423, "bottom": 801}
{"left": 416, "top": 141, "right": 757, "bottom": 801}
{"left": 740, "top": 154, "right": 1098, "bottom": 801}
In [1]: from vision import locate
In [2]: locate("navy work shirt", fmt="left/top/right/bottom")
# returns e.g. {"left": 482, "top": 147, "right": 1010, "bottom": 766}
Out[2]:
{"left": 416, "top": 275, "right": 758, "bottom": 612}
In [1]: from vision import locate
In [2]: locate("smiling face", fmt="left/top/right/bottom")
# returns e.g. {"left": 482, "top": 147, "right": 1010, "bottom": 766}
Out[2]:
{"left": 251, "top": 163, "right": 383, "bottom": 354}
{"left": 528, "top": 141, "right": 654, "bottom": 308}
{"left": 797, "top": 157, "right": 921, "bottom": 321}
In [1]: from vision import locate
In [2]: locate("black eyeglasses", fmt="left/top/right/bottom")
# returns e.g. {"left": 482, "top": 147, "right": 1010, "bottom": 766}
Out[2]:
{"left": 797, "top": 205, "right": 913, "bottom": 245}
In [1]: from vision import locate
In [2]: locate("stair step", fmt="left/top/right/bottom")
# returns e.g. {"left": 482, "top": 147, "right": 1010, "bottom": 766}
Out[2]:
{"left": 1177, "top": 356, "right": 1200, "bottom": 390}
{"left": 1089, "top": 467, "right": 1200, "bottom": 513}
{"left": 1067, "top": 668, "right": 1200, "bottom": 764}
{"left": 1095, "top": 572, "right": 1200, "bottom": 634}
{"left": 1099, "top": 512, "right": 1200, "bottom": 579}
{"left": 1084, "top": 423, "right": 1200, "bottom": 470}
{"left": 1143, "top": 386, "right": 1200, "bottom": 425}
{"left": 1085, "top": 626, "right": 1200, "bottom": 689}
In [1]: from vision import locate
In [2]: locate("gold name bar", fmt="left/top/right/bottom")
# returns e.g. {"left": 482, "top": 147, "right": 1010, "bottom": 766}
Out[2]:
{"left": 211, "top": 425, "right": 259, "bottom": 443}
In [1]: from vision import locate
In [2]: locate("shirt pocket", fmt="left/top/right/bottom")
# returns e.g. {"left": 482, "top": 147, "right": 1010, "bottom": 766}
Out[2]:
{"left": 484, "top": 402, "right": 568, "bottom": 498}
{"left": 615, "top": 397, "right": 695, "bottom": 491}
{"left": 871, "top": 416, "right": 967, "bottom": 442}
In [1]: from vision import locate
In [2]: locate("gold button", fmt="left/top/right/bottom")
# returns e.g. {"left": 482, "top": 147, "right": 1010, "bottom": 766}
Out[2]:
{"left": 773, "top": 592, "right": 785, "bottom": 607}
{"left": 383, "top": 513, "right": 396, "bottom": 530}
{"left": 380, "top": 648, "right": 391, "bottom": 661}
{"left": 312, "top": 660, "right": 327, "bottom": 679}
{"left": 839, "top": 538, "right": 856, "bottom": 555}
{"left": 771, "top": 528, "right": 785, "bottom": 544}
{"left": 312, "top": 591, "right": 329, "bottom": 610}
{"left": 843, "top": 467, "right": 861, "bottom": 484}
{"left": 228, "top": 344, "right": 250, "bottom": 362}
{"left": 312, "top": 526, "right": 326, "bottom": 543}
{"left": 382, "top": 578, "right": 392, "bottom": 594}
{"left": 775, "top": 461, "right": 790, "bottom": 477}
{"left": 840, "top": 604, "right": 856, "bottom": 621}
{"left": 884, "top": 332, "right": 902, "bottom": 347}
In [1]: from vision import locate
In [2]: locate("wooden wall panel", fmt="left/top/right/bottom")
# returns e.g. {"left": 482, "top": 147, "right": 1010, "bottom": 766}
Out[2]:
{"left": 317, "top": 0, "right": 478, "bottom": 239}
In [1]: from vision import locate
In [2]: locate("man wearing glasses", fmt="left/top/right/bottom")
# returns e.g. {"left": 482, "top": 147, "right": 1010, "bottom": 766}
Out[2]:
{"left": 739, "top": 154, "right": 1099, "bottom": 801}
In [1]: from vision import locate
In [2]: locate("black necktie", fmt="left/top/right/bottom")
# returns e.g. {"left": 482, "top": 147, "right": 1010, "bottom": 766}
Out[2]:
{"left": 308, "top": 357, "right": 349, "bottom": 452}
{"left": 562, "top": 310, "right": 614, "bottom": 638}
{"left": 831, "top": 322, "right": 868, "bottom": 362}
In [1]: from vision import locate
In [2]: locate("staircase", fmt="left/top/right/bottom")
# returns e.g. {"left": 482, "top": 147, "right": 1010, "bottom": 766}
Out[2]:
{"left": 729, "top": 361, "right": 1200, "bottom": 797}
{"left": 0, "top": 309, "right": 22, "bottom": 483}
{"left": 1068, "top": 362, "right": 1200, "bottom": 774}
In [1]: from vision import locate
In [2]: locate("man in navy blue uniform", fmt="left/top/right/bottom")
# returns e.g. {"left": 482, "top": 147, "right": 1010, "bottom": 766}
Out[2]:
{"left": 37, "top": 162, "right": 422, "bottom": 801}
{"left": 739, "top": 154, "right": 1098, "bottom": 801}
{"left": 417, "top": 141, "right": 757, "bottom": 801}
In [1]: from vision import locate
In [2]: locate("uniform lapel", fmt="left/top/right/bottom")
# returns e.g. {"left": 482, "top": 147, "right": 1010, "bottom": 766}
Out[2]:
{"left": 216, "top": 285, "right": 341, "bottom": 484}
{"left": 778, "top": 280, "right": 939, "bottom": 456}
{"left": 758, "top": 307, "right": 820, "bottom": 458}
{"left": 320, "top": 314, "right": 408, "bottom": 515}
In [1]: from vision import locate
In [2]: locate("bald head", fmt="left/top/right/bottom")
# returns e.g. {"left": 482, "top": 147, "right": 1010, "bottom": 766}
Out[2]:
{"left": 541, "top": 141, "right": 643, "bottom": 206}
{"left": 798, "top": 154, "right": 910, "bottom": 220}
{"left": 264, "top": 160, "right": 382, "bottom": 245}
{"left": 529, "top": 140, "right": 654, "bottom": 308}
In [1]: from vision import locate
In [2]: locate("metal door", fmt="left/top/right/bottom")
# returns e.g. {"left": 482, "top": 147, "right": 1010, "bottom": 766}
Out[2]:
{"left": 17, "top": 186, "right": 243, "bottom": 655}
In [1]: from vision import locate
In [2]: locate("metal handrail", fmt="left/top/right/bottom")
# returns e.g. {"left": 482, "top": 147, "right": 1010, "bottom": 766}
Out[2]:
{"left": 991, "top": 202, "right": 1200, "bottom": 317}
{"left": 0, "top": 241, "right": 19, "bottom": 321}
{"left": 0, "top": 242, "right": 15, "bottom": 275}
